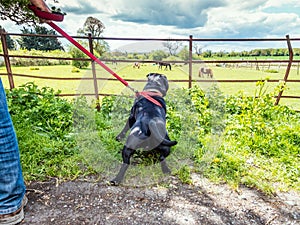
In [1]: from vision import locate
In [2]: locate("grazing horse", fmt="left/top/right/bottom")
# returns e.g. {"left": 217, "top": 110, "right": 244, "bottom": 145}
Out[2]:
{"left": 199, "top": 67, "right": 213, "bottom": 78}
{"left": 133, "top": 62, "right": 140, "bottom": 69}
{"left": 157, "top": 62, "right": 172, "bottom": 71}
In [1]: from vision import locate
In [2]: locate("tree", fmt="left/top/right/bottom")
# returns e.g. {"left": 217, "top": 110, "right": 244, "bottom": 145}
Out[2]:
{"left": 249, "top": 49, "right": 261, "bottom": 56}
{"left": 149, "top": 50, "right": 168, "bottom": 61}
{"left": 216, "top": 50, "right": 226, "bottom": 57}
{"left": 18, "top": 25, "right": 64, "bottom": 51}
{"left": 6, "top": 34, "right": 15, "bottom": 50}
{"left": 0, "top": 0, "right": 61, "bottom": 25}
{"left": 0, "top": 0, "right": 36, "bottom": 25}
{"left": 193, "top": 43, "right": 206, "bottom": 56}
{"left": 163, "top": 40, "right": 182, "bottom": 56}
{"left": 0, "top": 26, "right": 15, "bottom": 50}
{"left": 69, "top": 42, "right": 89, "bottom": 69}
{"left": 77, "top": 17, "right": 109, "bottom": 57}
{"left": 202, "top": 50, "right": 212, "bottom": 58}
{"left": 178, "top": 46, "right": 190, "bottom": 61}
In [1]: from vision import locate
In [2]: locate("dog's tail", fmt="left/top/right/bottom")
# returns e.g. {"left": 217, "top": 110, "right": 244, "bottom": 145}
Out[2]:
{"left": 149, "top": 120, "right": 177, "bottom": 147}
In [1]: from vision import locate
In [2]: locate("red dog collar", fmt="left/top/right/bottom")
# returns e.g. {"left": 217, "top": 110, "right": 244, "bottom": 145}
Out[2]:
{"left": 136, "top": 91, "right": 163, "bottom": 108}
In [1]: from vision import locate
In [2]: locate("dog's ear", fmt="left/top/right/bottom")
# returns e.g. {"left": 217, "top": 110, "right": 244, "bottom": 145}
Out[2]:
{"left": 157, "top": 74, "right": 169, "bottom": 95}
{"left": 146, "top": 73, "right": 156, "bottom": 79}
{"left": 161, "top": 75, "right": 169, "bottom": 93}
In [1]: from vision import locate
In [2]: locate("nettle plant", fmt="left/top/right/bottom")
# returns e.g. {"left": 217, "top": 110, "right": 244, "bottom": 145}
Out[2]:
{"left": 6, "top": 82, "right": 73, "bottom": 139}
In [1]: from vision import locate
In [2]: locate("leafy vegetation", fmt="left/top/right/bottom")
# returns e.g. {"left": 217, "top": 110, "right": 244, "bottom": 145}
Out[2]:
{"left": 7, "top": 50, "right": 71, "bottom": 66}
{"left": 0, "top": 26, "right": 15, "bottom": 50}
{"left": 5, "top": 81, "right": 299, "bottom": 193}
{"left": 69, "top": 42, "right": 90, "bottom": 69}
{"left": 0, "top": 0, "right": 38, "bottom": 25}
{"left": 6, "top": 82, "right": 83, "bottom": 180}
{"left": 18, "top": 26, "right": 64, "bottom": 51}
{"left": 196, "top": 80, "right": 300, "bottom": 193}
{"left": 77, "top": 16, "right": 109, "bottom": 57}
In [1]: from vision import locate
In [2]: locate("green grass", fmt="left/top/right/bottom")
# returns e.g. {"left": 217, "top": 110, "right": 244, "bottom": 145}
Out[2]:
{"left": 4, "top": 79, "right": 300, "bottom": 194}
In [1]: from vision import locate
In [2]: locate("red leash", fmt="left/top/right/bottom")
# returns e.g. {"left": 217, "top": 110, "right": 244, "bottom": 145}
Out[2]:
{"left": 28, "top": 4, "right": 162, "bottom": 107}
{"left": 48, "top": 22, "right": 133, "bottom": 90}
{"left": 29, "top": 4, "right": 134, "bottom": 92}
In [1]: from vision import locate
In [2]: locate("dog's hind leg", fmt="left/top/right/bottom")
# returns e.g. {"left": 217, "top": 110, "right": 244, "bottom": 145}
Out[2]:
{"left": 110, "top": 163, "right": 129, "bottom": 186}
{"left": 160, "top": 159, "right": 171, "bottom": 174}
{"left": 110, "top": 146, "right": 135, "bottom": 185}
{"left": 158, "top": 146, "right": 171, "bottom": 174}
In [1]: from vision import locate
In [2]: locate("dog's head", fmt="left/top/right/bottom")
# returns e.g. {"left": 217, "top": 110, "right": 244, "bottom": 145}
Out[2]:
{"left": 143, "top": 73, "right": 169, "bottom": 97}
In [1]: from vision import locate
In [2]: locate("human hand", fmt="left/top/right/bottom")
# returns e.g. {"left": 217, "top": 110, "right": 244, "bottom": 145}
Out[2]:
{"left": 29, "top": 0, "right": 52, "bottom": 23}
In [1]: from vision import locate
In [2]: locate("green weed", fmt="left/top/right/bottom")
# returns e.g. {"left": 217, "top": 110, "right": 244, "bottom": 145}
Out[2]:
{"left": 199, "top": 80, "right": 300, "bottom": 193}
{"left": 6, "top": 83, "right": 86, "bottom": 181}
{"left": 176, "top": 165, "right": 193, "bottom": 185}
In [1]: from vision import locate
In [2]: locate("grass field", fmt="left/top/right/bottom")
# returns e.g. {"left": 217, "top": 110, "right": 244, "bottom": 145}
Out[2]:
{"left": 1, "top": 62, "right": 299, "bottom": 110}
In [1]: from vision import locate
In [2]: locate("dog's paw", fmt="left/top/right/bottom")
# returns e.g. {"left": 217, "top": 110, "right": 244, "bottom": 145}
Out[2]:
{"left": 162, "top": 167, "right": 172, "bottom": 174}
{"left": 116, "top": 134, "right": 125, "bottom": 142}
{"left": 160, "top": 160, "right": 172, "bottom": 174}
{"left": 108, "top": 180, "right": 120, "bottom": 186}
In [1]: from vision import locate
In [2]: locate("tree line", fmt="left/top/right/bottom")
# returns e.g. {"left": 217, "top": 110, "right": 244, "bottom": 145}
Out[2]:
{"left": 202, "top": 48, "right": 300, "bottom": 58}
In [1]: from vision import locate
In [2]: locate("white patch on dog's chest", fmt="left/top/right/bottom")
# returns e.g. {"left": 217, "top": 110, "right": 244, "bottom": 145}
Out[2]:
{"left": 130, "top": 127, "right": 142, "bottom": 136}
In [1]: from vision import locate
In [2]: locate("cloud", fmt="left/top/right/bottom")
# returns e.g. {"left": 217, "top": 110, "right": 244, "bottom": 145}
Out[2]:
{"left": 187, "top": 0, "right": 300, "bottom": 40}
{"left": 2, "top": 0, "right": 300, "bottom": 51}
{"left": 108, "top": 0, "right": 226, "bottom": 28}
{"left": 59, "top": 0, "right": 104, "bottom": 15}
{"left": 263, "top": 0, "right": 300, "bottom": 8}
{"left": 229, "top": 0, "right": 266, "bottom": 10}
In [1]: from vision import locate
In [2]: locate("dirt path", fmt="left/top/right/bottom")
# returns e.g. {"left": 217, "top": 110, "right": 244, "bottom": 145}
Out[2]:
{"left": 22, "top": 174, "right": 299, "bottom": 225}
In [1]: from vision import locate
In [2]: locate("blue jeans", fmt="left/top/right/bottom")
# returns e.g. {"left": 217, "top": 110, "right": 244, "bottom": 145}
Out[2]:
{"left": 0, "top": 78, "right": 26, "bottom": 215}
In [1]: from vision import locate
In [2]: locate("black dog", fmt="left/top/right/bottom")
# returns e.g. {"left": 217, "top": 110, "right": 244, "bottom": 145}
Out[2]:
{"left": 110, "top": 73, "right": 177, "bottom": 185}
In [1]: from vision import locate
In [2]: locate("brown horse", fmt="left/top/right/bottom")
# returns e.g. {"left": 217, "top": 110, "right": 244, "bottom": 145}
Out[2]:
{"left": 133, "top": 62, "right": 140, "bottom": 69}
{"left": 199, "top": 67, "right": 213, "bottom": 78}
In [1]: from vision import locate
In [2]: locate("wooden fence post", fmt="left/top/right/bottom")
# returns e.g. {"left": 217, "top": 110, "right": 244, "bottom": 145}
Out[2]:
{"left": 188, "top": 35, "right": 193, "bottom": 89}
{"left": 275, "top": 34, "right": 293, "bottom": 105}
{"left": 0, "top": 29, "right": 15, "bottom": 89}
{"left": 88, "top": 33, "right": 100, "bottom": 110}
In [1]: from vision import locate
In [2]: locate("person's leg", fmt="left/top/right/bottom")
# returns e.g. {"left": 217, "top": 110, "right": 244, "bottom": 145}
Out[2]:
{"left": 0, "top": 79, "right": 26, "bottom": 217}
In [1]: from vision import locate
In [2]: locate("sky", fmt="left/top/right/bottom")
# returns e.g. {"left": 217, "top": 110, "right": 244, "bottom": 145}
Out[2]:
{"left": 2, "top": 0, "right": 300, "bottom": 52}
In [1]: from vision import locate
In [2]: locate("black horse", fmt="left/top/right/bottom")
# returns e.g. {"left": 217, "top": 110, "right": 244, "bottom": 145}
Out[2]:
{"left": 157, "top": 62, "right": 171, "bottom": 71}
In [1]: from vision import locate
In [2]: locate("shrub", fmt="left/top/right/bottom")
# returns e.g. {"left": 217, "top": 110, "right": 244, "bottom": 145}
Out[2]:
{"left": 9, "top": 49, "right": 70, "bottom": 66}
{"left": 5, "top": 82, "right": 82, "bottom": 180}
{"left": 265, "top": 69, "right": 278, "bottom": 73}
{"left": 6, "top": 82, "right": 73, "bottom": 139}
{"left": 196, "top": 80, "right": 300, "bottom": 193}
{"left": 5, "top": 81, "right": 299, "bottom": 193}
{"left": 29, "top": 67, "right": 39, "bottom": 70}
{"left": 71, "top": 67, "right": 80, "bottom": 73}
{"left": 69, "top": 43, "right": 90, "bottom": 69}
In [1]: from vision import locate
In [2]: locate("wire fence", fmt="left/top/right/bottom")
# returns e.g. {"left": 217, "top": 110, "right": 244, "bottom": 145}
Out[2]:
{"left": 1, "top": 31, "right": 300, "bottom": 109}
